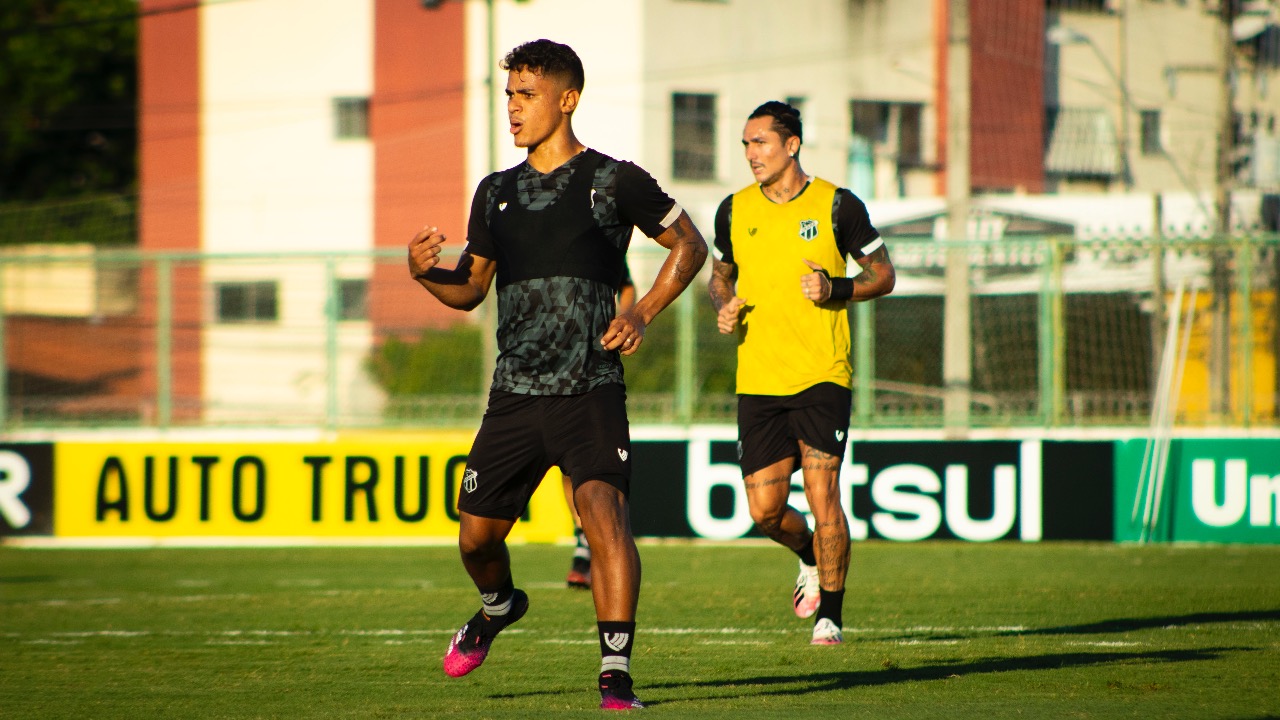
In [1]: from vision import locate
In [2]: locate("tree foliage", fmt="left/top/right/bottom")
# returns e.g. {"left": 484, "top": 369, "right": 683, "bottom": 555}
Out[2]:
{"left": 0, "top": 0, "right": 137, "bottom": 200}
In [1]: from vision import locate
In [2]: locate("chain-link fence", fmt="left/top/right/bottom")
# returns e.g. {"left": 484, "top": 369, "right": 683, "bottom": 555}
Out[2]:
{"left": 2, "top": 235, "right": 1277, "bottom": 430}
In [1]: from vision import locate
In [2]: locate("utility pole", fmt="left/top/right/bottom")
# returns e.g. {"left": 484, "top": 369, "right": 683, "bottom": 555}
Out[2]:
{"left": 943, "top": 0, "right": 971, "bottom": 435}
{"left": 1211, "top": 0, "right": 1237, "bottom": 419}
{"left": 1117, "top": 0, "right": 1132, "bottom": 190}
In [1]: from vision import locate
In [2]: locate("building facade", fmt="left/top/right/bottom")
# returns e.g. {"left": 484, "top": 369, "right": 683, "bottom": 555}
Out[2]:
{"left": 132, "top": 0, "right": 1279, "bottom": 424}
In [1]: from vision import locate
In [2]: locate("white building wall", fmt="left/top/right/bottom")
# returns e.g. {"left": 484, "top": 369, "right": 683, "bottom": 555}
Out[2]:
{"left": 466, "top": 0, "right": 647, "bottom": 191}
{"left": 642, "top": 0, "right": 853, "bottom": 229}
{"left": 201, "top": 0, "right": 375, "bottom": 254}
{"left": 200, "top": 0, "right": 379, "bottom": 423}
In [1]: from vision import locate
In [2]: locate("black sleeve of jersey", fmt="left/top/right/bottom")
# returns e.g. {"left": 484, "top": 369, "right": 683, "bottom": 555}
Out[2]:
{"left": 615, "top": 162, "right": 679, "bottom": 238}
{"left": 712, "top": 195, "right": 734, "bottom": 264}
{"left": 464, "top": 174, "right": 499, "bottom": 260}
{"left": 832, "top": 188, "right": 882, "bottom": 259}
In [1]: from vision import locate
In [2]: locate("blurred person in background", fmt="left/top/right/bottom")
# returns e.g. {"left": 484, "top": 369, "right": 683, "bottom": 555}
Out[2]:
{"left": 408, "top": 40, "right": 706, "bottom": 710}
{"left": 708, "top": 100, "right": 895, "bottom": 646}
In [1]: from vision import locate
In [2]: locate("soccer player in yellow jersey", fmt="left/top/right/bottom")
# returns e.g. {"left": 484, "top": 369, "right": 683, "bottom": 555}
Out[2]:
{"left": 708, "top": 101, "right": 895, "bottom": 645}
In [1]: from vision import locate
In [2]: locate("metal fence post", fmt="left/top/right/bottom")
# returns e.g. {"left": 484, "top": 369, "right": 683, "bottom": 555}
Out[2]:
{"left": 855, "top": 300, "right": 874, "bottom": 426}
{"left": 156, "top": 256, "right": 173, "bottom": 429}
{"left": 676, "top": 287, "right": 695, "bottom": 424}
{"left": 1038, "top": 237, "right": 1064, "bottom": 426}
{"left": 325, "top": 257, "right": 339, "bottom": 430}
{"left": 1238, "top": 239, "right": 1254, "bottom": 426}
{"left": 0, "top": 263, "right": 6, "bottom": 428}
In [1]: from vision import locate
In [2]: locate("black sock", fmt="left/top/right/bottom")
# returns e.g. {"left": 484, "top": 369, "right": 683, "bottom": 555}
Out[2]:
{"left": 795, "top": 534, "right": 817, "bottom": 566}
{"left": 598, "top": 621, "right": 636, "bottom": 675}
{"left": 816, "top": 588, "right": 844, "bottom": 627}
{"left": 479, "top": 575, "right": 516, "bottom": 626}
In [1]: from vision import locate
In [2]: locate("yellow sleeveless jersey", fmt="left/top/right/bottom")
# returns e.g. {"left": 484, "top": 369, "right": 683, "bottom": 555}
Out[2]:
{"left": 730, "top": 178, "right": 851, "bottom": 395}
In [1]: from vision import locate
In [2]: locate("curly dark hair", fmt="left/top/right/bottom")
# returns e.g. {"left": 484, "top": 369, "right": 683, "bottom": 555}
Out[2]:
{"left": 748, "top": 101, "right": 803, "bottom": 144}
{"left": 500, "top": 39, "right": 585, "bottom": 91}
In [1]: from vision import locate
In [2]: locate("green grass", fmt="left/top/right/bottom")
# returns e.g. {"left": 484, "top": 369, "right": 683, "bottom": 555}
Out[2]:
{"left": 2, "top": 542, "right": 1278, "bottom": 719}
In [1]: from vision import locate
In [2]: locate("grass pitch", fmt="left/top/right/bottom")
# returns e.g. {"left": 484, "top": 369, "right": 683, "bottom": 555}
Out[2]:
{"left": 2, "top": 541, "right": 1278, "bottom": 719}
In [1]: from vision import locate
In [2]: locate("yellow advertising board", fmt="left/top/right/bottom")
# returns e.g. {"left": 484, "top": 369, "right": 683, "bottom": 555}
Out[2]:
{"left": 53, "top": 434, "right": 573, "bottom": 542}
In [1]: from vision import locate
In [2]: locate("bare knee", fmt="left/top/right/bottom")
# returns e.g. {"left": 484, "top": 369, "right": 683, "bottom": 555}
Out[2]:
{"left": 750, "top": 503, "right": 787, "bottom": 536}
{"left": 458, "top": 533, "right": 501, "bottom": 563}
{"left": 575, "top": 479, "right": 623, "bottom": 514}
{"left": 457, "top": 515, "right": 511, "bottom": 562}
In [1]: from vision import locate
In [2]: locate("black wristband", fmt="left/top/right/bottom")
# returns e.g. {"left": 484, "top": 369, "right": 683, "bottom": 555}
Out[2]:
{"left": 829, "top": 276, "right": 854, "bottom": 301}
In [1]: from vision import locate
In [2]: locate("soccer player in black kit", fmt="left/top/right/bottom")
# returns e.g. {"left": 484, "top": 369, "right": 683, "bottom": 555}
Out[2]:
{"left": 407, "top": 39, "right": 707, "bottom": 710}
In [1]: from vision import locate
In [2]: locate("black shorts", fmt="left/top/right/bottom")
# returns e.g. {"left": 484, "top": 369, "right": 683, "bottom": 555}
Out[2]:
{"left": 458, "top": 383, "right": 632, "bottom": 520}
{"left": 736, "top": 382, "right": 852, "bottom": 477}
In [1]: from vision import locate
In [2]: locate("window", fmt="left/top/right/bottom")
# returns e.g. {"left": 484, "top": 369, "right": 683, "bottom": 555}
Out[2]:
{"left": 1043, "top": 106, "right": 1121, "bottom": 176}
{"left": 333, "top": 97, "right": 370, "bottom": 139}
{"left": 784, "top": 96, "right": 812, "bottom": 143}
{"left": 337, "top": 279, "right": 368, "bottom": 321}
{"left": 672, "top": 93, "right": 716, "bottom": 181}
{"left": 850, "top": 100, "right": 924, "bottom": 167}
{"left": 215, "top": 281, "right": 278, "bottom": 323}
{"left": 1045, "top": 0, "right": 1113, "bottom": 12}
{"left": 1140, "top": 110, "right": 1162, "bottom": 155}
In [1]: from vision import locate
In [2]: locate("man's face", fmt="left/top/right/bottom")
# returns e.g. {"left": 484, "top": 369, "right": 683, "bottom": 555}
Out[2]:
{"left": 506, "top": 67, "right": 570, "bottom": 149}
{"left": 741, "top": 116, "right": 795, "bottom": 186}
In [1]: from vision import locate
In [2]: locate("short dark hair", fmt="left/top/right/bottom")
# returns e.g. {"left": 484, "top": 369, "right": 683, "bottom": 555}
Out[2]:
{"left": 501, "top": 39, "right": 585, "bottom": 92}
{"left": 748, "top": 101, "right": 803, "bottom": 144}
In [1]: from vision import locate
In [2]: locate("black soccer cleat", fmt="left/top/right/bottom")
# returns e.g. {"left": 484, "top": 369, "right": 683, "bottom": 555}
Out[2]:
{"left": 599, "top": 670, "right": 645, "bottom": 710}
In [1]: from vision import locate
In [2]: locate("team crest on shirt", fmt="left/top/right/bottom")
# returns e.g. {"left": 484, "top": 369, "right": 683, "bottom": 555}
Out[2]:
{"left": 463, "top": 468, "right": 478, "bottom": 493}
{"left": 798, "top": 219, "right": 819, "bottom": 241}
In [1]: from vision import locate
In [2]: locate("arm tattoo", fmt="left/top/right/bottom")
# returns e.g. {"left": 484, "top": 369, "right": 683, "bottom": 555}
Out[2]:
{"left": 655, "top": 215, "right": 707, "bottom": 288}
{"left": 671, "top": 221, "right": 708, "bottom": 286}
{"left": 852, "top": 245, "right": 891, "bottom": 298}
{"left": 708, "top": 258, "right": 738, "bottom": 310}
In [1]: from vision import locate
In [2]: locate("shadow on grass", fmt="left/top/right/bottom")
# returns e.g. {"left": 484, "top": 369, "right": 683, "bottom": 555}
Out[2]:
{"left": 1010, "top": 609, "right": 1280, "bottom": 636}
{"left": 490, "top": 646, "right": 1245, "bottom": 707}
{"left": 870, "top": 609, "right": 1280, "bottom": 642}
{"left": 640, "top": 646, "right": 1244, "bottom": 706}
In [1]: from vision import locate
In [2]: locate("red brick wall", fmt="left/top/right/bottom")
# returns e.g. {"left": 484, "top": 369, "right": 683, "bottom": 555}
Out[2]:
{"left": 937, "top": 0, "right": 1046, "bottom": 195}
{"left": 371, "top": 0, "right": 470, "bottom": 336}
{"left": 138, "top": 0, "right": 203, "bottom": 419}
{"left": 970, "top": 0, "right": 1045, "bottom": 193}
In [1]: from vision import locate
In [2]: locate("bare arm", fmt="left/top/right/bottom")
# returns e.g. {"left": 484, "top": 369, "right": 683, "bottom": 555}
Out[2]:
{"left": 848, "top": 244, "right": 896, "bottom": 301}
{"left": 600, "top": 210, "right": 708, "bottom": 355}
{"left": 800, "top": 244, "right": 896, "bottom": 305}
{"left": 407, "top": 225, "right": 497, "bottom": 312}
{"left": 708, "top": 256, "right": 746, "bottom": 334}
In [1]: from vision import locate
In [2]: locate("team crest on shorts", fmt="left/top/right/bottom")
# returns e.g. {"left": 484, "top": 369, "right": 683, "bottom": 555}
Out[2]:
{"left": 798, "top": 219, "right": 819, "bottom": 241}
{"left": 463, "top": 468, "right": 478, "bottom": 493}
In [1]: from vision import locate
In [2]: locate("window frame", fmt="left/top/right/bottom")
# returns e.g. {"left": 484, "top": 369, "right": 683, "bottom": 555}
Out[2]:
{"left": 214, "top": 280, "right": 279, "bottom": 324}
{"left": 671, "top": 92, "right": 718, "bottom": 182}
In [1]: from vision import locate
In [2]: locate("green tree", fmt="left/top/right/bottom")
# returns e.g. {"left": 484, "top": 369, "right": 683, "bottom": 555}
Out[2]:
{"left": 0, "top": 0, "right": 137, "bottom": 200}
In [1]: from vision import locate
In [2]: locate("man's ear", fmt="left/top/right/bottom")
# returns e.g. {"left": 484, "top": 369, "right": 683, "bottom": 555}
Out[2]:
{"left": 561, "top": 87, "right": 580, "bottom": 115}
{"left": 786, "top": 135, "right": 801, "bottom": 157}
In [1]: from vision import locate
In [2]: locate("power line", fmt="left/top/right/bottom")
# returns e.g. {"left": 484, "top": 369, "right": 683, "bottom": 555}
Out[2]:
{"left": 0, "top": 0, "right": 248, "bottom": 40}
